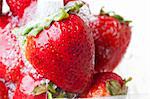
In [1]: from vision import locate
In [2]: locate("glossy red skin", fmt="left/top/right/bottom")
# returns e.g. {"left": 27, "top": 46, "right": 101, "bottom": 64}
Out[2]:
{"left": 64, "top": 0, "right": 75, "bottom": 4}
{"left": 0, "top": 26, "right": 24, "bottom": 82}
{"left": 81, "top": 72, "right": 124, "bottom": 97}
{"left": 89, "top": 15, "right": 131, "bottom": 72}
{"left": 13, "top": 75, "right": 45, "bottom": 99}
{"left": 6, "top": 0, "right": 36, "bottom": 18}
{"left": 0, "top": 81, "right": 8, "bottom": 99}
{"left": 26, "top": 14, "right": 95, "bottom": 93}
{"left": 0, "top": 15, "right": 10, "bottom": 29}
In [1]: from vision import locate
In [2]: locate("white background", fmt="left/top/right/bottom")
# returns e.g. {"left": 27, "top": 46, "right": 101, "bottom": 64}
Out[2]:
{"left": 2, "top": 0, "right": 150, "bottom": 95}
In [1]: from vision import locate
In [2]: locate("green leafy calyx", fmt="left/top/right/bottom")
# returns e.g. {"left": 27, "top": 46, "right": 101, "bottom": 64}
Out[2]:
{"left": 21, "top": 2, "right": 84, "bottom": 37}
{"left": 106, "top": 80, "right": 128, "bottom": 96}
{"left": 32, "top": 82, "right": 75, "bottom": 98}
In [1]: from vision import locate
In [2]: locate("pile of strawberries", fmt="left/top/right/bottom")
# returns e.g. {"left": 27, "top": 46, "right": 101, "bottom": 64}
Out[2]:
{"left": 0, "top": 0, "right": 132, "bottom": 98}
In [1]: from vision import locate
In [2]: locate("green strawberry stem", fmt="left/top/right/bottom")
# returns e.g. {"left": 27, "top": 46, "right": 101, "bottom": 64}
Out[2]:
{"left": 125, "top": 77, "right": 132, "bottom": 84}
{"left": 100, "top": 7, "right": 108, "bottom": 15}
{"left": 54, "top": 9, "right": 69, "bottom": 21}
{"left": 22, "top": 26, "right": 34, "bottom": 36}
{"left": 113, "top": 14, "right": 124, "bottom": 22}
{"left": 100, "top": 7, "right": 132, "bottom": 23}
{"left": 106, "top": 80, "right": 128, "bottom": 96}
{"left": 48, "top": 83, "right": 57, "bottom": 94}
{"left": 32, "top": 82, "right": 75, "bottom": 98}
{"left": 32, "top": 84, "right": 48, "bottom": 95}
{"left": 21, "top": 2, "right": 84, "bottom": 37}
{"left": 47, "top": 91, "right": 53, "bottom": 99}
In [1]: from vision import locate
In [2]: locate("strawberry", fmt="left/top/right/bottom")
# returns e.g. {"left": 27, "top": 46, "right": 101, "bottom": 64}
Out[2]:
{"left": 23, "top": 3, "right": 95, "bottom": 93}
{"left": 89, "top": 9, "right": 131, "bottom": 72}
{"left": 80, "top": 72, "right": 131, "bottom": 97}
{"left": 6, "top": 0, "right": 36, "bottom": 18}
{"left": 0, "top": 14, "right": 10, "bottom": 29}
{"left": 0, "top": 81, "right": 8, "bottom": 99}
{"left": 0, "top": 25, "right": 24, "bottom": 82}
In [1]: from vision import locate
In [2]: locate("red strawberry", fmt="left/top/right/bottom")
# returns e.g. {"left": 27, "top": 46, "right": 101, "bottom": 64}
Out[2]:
{"left": 80, "top": 72, "right": 131, "bottom": 97}
{"left": 0, "top": 25, "right": 24, "bottom": 82}
{"left": 0, "top": 81, "right": 8, "bottom": 99}
{"left": 6, "top": 0, "right": 36, "bottom": 18}
{"left": 0, "top": 14, "right": 10, "bottom": 29}
{"left": 25, "top": 9, "right": 95, "bottom": 93}
{"left": 89, "top": 9, "right": 131, "bottom": 72}
{"left": 0, "top": 0, "right": 2, "bottom": 14}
